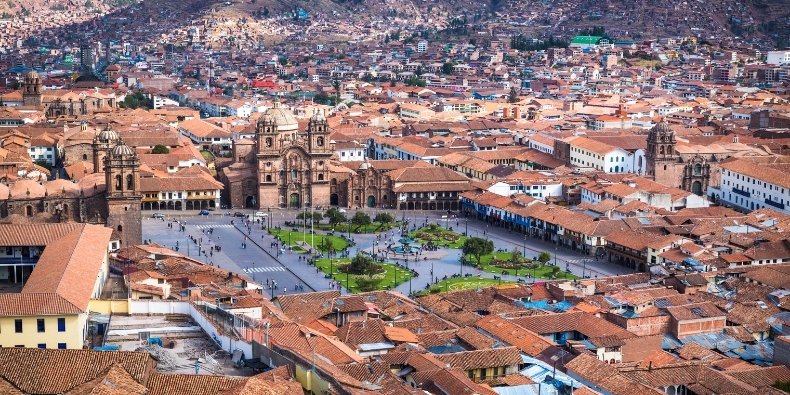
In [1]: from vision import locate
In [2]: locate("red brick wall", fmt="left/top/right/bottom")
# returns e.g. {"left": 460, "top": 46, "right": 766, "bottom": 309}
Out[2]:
{"left": 603, "top": 313, "right": 670, "bottom": 337}
{"left": 672, "top": 317, "right": 726, "bottom": 337}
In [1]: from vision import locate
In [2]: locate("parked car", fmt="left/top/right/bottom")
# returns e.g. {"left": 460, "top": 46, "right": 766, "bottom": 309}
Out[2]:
{"left": 254, "top": 211, "right": 268, "bottom": 217}
{"left": 233, "top": 212, "right": 246, "bottom": 217}
{"left": 198, "top": 210, "right": 210, "bottom": 216}
{"left": 152, "top": 212, "right": 165, "bottom": 219}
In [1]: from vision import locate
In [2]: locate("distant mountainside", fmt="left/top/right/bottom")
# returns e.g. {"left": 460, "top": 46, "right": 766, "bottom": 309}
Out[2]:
{"left": 3, "top": 0, "right": 787, "bottom": 49}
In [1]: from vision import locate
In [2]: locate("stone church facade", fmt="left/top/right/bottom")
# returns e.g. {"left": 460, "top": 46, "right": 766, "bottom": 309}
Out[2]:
{"left": 645, "top": 121, "right": 768, "bottom": 197}
{"left": 0, "top": 126, "right": 142, "bottom": 248}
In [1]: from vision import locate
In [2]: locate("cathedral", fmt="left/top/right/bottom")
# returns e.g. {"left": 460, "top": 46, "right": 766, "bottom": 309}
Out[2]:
{"left": 221, "top": 101, "right": 333, "bottom": 209}
{"left": 0, "top": 125, "right": 142, "bottom": 248}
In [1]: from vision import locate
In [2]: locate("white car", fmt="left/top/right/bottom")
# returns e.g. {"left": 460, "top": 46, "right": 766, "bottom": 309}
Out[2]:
{"left": 254, "top": 212, "right": 268, "bottom": 217}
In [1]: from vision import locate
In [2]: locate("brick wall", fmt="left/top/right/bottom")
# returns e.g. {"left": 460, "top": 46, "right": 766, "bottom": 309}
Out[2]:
{"left": 672, "top": 317, "right": 726, "bottom": 338}
{"left": 604, "top": 313, "right": 670, "bottom": 337}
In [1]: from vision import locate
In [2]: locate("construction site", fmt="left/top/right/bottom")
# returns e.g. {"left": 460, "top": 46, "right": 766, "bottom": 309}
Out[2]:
{"left": 103, "top": 314, "right": 257, "bottom": 376}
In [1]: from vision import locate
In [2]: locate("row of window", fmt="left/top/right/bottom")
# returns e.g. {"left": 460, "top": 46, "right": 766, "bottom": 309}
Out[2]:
{"left": 9, "top": 317, "right": 66, "bottom": 333}
{"left": 727, "top": 171, "right": 786, "bottom": 194}
{"left": 509, "top": 185, "right": 549, "bottom": 191}
{"left": 571, "top": 147, "right": 603, "bottom": 160}
{"left": 3, "top": 343, "right": 67, "bottom": 349}
{"left": 406, "top": 192, "right": 458, "bottom": 198}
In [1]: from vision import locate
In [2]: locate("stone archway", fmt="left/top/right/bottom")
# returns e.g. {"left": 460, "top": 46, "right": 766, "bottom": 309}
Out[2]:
{"left": 330, "top": 194, "right": 339, "bottom": 206}
{"left": 186, "top": 201, "right": 194, "bottom": 210}
{"left": 245, "top": 195, "right": 256, "bottom": 208}
{"left": 175, "top": 201, "right": 182, "bottom": 210}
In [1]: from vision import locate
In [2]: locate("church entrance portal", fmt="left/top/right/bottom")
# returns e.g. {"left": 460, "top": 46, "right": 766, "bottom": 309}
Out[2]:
{"left": 290, "top": 193, "right": 301, "bottom": 208}
{"left": 330, "top": 194, "right": 339, "bottom": 206}
{"left": 367, "top": 196, "right": 376, "bottom": 208}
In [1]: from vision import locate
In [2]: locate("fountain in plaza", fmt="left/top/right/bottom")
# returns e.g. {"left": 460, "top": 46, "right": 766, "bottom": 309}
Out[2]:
{"left": 390, "top": 236, "right": 419, "bottom": 255}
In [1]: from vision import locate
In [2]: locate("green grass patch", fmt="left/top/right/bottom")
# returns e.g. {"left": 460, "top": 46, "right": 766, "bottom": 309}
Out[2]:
{"left": 200, "top": 150, "right": 215, "bottom": 162}
{"left": 314, "top": 258, "right": 412, "bottom": 292}
{"left": 268, "top": 229, "right": 348, "bottom": 252}
{"left": 293, "top": 221, "right": 401, "bottom": 234}
{"left": 409, "top": 225, "right": 467, "bottom": 249}
{"left": 464, "top": 252, "right": 578, "bottom": 279}
{"left": 418, "top": 277, "right": 515, "bottom": 295}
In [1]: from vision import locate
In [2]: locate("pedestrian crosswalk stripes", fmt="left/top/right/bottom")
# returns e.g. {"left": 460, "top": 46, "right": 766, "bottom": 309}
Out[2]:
{"left": 195, "top": 224, "right": 234, "bottom": 229}
{"left": 243, "top": 267, "right": 286, "bottom": 273}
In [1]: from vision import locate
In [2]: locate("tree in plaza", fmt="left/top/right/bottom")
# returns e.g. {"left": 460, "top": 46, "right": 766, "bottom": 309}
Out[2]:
{"left": 537, "top": 251, "right": 551, "bottom": 264}
{"left": 311, "top": 211, "right": 323, "bottom": 223}
{"left": 319, "top": 236, "right": 336, "bottom": 255}
{"left": 345, "top": 253, "right": 383, "bottom": 277}
{"left": 151, "top": 144, "right": 170, "bottom": 154}
{"left": 462, "top": 237, "right": 494, "bottom": 266}
{"left": 549, "top": 265, "right": 561, "bottom": 279}
{"left": 324, "top": 208, "right": 347, "bottom": 225}
{"left": 373, "top": 212, "right": 394, "bottom": 225}
{"left": 510, "top": 248, "right": 522, "bottom": 264}
{"left": 296, "top": 211, "right": 314, "bottom": 227}
{"left": 351, "top": 211, "right": 372, "bottom": 231}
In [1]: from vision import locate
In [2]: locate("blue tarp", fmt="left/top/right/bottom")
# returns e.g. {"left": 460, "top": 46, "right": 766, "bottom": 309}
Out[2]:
{"left": 518, "top": 299, "right": 574, "bottom": 312}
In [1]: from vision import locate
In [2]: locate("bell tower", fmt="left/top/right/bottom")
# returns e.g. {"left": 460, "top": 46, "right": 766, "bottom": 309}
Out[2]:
{"left": 307, "top": 111, "right": 331, "bottom": 153}
{"left": 93, "top": 124, "right": 119, "bottom": 172}
{"left": 22, "top": 71, "right": 42, "bottom": 107}
{"left": 104, "top": 140, "right": 142, "bottom": 247}
{"left": 646, "top": 121, "right": 680, "bottom": 186}
{"left": 255, "top": 113, "right": 279, "bottom": 154}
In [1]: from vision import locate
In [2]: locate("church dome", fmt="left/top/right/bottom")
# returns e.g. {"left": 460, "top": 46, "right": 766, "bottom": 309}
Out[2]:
{"left": 112, "top": 141, "right": 135, "bottom": 156}
{"left": 97, "top": 127, "right": 120, "bottom": 143}
{"left": 78, "top": 173, "right": 106, "bottom": 196}
{"left": 45, "top": 179, "right": 81, "bottom": 198}
{"left": 263, "top": 100, "right": 298, "bottom": 132}
{"left": 9, "top": 180, "right": 46, "bottom": 199}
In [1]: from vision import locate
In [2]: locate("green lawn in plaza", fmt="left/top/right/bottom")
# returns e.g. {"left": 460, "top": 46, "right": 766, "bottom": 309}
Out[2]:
{"left": 294, "top": 221, "right": 401, "bottom": 234}
{"left": 418, "top": 277, "right": 515, "bottom": 295}
{"left": 268, "top": 229, "right": 348, "bottom": 252}
{"left": 313, "top": 258, "right": 412, "bottom": 292}
{"left": 409, "top": 225, "right": 467, "bottom": 249}
{"left": 464, "top": 251, "right": 578, "bottom": 279}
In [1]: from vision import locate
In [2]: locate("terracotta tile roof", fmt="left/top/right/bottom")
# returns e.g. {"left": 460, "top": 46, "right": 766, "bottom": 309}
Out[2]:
{"left": 387, "top": 166, "right": 470, "bottom": 183}
{"left": 412, "top": 368, "right": 498, "bottom": 395}
{"left": 0, "top": 348, "right": 153, "bottom": 394}
{"left": 145, "top": 373, "right": 247, "bottom": 395}
{"left": 664, "top": 302, "right": 725, "bottom": 321}
{"left": 435, "top": 347, "right": 522, "bottom": 371}
{"left": 0, "top": 293, "right": 82, "bottom": 316}
{"left": 510, "top": 312, "right": 636, "bottom": 342}
{"left": 475, "top": 316, "right": 554, "bottom": 357}
{"left": 383, "top": 326, "right": 419, "bottom": 343}
{"left": 21, "top": 224, "right": 113, "bottom": 311}
{"left": 0, "top": 223, "right": 84, "bottom": 246}
{"left": 454, "top": 326, "right": 497, "bottom": 350}
{"left": 64, "top": 363, "right": 147, "bottom": 395}
{"left": 565, "top": 354, "right": 663, "bottom": 395}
